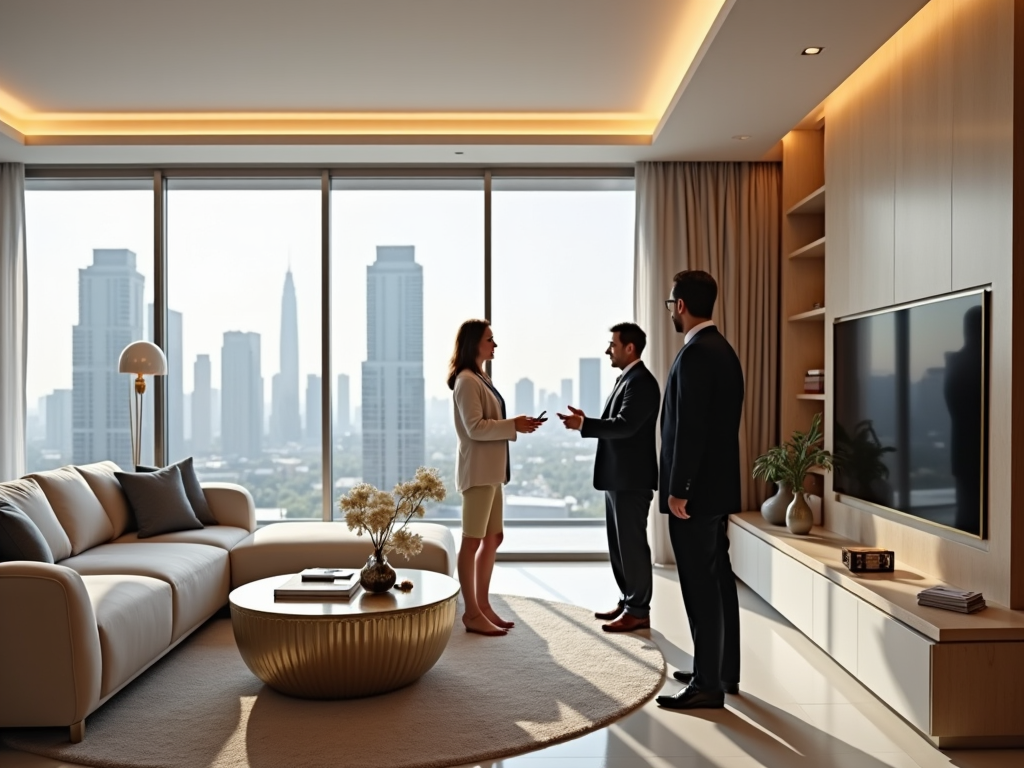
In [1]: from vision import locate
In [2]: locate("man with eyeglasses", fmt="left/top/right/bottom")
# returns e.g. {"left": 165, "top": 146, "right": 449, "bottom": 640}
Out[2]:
{"left": 657, "top": 269, "right": 745, "bottom": 710}
{"left": 557, "top": 322, "right": 660, "bottom": 633}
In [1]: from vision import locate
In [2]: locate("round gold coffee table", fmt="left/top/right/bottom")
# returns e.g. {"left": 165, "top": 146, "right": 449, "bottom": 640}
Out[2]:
{"left": 229, "top": 568, "right": 459, "bottom": 699}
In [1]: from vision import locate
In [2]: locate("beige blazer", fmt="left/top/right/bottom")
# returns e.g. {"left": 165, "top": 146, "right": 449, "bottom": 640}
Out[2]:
{"left": 452, "top": 370, "right": 517, "bottom": 492}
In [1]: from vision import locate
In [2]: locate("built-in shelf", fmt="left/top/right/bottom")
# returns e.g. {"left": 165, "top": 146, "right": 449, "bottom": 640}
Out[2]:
{"left": 789, "top": 236, "right": 826, "bottom": 259}
{"left": 797, "top": 393, "right": 825, "bottom": 401}
{"left": 806, "top": 466, "right": 827, "bottom": 475}
{"left": 788, "top": 307, "right": 825, "bottom": 322}
{"left": 786, "top": 184, "right": 826, "bottom": 215}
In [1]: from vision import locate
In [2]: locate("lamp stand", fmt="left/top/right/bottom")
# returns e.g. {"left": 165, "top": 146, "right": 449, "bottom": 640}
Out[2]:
{"left": 128, "top": 374, "right": 147, "bottom": 468}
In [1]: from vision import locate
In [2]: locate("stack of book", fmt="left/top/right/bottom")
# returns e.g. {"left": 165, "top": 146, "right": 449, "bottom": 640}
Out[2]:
{"left": 804, "top": 369, "right": 825, "bottom": 394}
{"left": 274, "top": 568, "right": 362, "bottom": 601}
{"left": 917, "top": 586, "right": 986, "bottom": 613}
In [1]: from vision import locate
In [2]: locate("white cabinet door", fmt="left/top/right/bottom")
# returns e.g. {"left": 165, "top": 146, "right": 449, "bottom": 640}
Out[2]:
{"left": 767, "top": 547, "right": 814, "bottom": 637}
{"left": 727, "top": 524, "right": 759, "bottom": 591}
{"left": 857, "top": 601, "right": 933, "bottom": 732}
{"left": 812, "top": 575, "right": 859, "bottom": 675}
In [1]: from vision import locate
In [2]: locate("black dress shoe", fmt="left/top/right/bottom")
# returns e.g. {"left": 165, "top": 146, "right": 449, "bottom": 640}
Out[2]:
{"left": 657, "top": 684, "right": 725, "bottom": 710}
{"left": 672, "top": 671, "right": 739, "bottom": 695}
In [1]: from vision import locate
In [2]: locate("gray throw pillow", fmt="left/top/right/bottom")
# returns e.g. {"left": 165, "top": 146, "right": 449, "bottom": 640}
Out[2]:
{"left": 135, "top": 457, "right": 217, "bottom": 526}
{"left": 0, "top": 500, "right": 55, "bottom": 563}
{"left": 114, "top": 465, "right": 204, "bottom": 539}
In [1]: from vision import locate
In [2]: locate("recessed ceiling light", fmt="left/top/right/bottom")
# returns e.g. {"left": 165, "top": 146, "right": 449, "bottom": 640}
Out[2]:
{"left": 732, "top": 135, "right": 751, "bottom": 141}
{"left": 802, "top": 46, "right": 824, "bottom": 55}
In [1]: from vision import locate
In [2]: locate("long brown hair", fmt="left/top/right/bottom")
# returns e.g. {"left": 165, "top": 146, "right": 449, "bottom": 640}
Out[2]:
{"left": 447, "top": 319, "right": 490, "bottom": 390}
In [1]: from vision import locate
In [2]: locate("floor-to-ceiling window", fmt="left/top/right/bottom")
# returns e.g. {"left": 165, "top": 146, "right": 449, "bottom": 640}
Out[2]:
{"left": 24, "top": 181, "right": 154, "bottom": 474}
{"left": 491, "top": 179, "right": 635, "bottom": 525}
{"left": 330, "top": 178, "right": 484, "bottom": 522}
{"left": 166, "top": 179, "right": 322, "bottom": 520}
{"left": 22, "top": 169, "right": 633, "bottom": 553}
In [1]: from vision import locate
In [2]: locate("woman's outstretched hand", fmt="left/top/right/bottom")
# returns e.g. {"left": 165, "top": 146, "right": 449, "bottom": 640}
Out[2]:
{"left": 513, "top": 415, "right": 545, "bottom": 433}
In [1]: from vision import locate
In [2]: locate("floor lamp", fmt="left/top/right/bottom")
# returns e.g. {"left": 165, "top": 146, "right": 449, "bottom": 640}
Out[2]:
{"left": 118, "top": 341, "right": 168, "bottom": 468}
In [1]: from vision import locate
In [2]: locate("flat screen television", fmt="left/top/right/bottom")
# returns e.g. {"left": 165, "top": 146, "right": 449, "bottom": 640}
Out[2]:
{"left": 832, "top": 288, "right": 988, "bottom": 537}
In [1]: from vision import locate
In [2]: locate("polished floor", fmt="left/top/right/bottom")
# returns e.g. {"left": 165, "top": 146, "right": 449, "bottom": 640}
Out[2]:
{"left": 1, "top": 562, "right": 1021, "bottom": 768}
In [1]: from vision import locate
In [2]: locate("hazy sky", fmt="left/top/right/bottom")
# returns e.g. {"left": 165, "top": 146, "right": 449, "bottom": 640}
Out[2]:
{"left": 25, "top": 186, "right": 634, "bottom": 417}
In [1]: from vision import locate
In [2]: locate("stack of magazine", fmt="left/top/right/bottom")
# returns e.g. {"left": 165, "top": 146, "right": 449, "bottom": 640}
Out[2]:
{"left": 274, "top": 568, "right": 362, "bottom": 601}
{"left": 917, "top": 585, "right": 986, "bottom": 614}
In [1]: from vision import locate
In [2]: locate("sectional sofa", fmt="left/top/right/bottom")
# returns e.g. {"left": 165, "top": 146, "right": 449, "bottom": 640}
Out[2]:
{"left": 0, "top": 461, "right": 456, "bottom": 742}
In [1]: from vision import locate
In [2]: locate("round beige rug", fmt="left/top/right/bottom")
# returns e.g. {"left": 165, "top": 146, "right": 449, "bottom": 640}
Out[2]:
{"left": 3, "top": 595, "right": 664, "bottom": 768}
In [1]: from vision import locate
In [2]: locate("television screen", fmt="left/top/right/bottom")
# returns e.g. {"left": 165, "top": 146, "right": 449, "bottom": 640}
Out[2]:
{"left": 832, "top": 289, "right": 987, "bottom": 537}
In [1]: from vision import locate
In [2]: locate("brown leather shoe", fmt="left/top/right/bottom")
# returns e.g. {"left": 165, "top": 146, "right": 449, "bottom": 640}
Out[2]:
{"left": 595, "top": 605, "right": 624, "bottom": 621}
{"left": 602, "top": 613, "right": 651, "bottom": 633}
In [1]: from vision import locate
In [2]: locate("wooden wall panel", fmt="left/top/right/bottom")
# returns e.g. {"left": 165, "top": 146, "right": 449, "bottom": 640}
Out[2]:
{"left": 893, "top": 0, "right": 954, "bottom": 303}
{"left": 848, "top": 39, "right": 896, "bottom": 315}
{"left": 823, "top": 0, "right": 1019, "bottom": 607}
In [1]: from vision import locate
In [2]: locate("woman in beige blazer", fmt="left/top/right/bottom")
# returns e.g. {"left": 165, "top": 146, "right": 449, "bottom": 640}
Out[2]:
{"left": 448, "top": 319, "right": 544, "bottom": 636}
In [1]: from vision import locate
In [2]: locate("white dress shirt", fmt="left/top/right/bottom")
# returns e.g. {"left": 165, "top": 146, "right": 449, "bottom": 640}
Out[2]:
{"left": 684, "top": 319, "right": 716, "bottom": 345}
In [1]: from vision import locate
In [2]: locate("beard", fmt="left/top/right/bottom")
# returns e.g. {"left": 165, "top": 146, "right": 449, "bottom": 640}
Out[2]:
{"left": 671, "top": 314, "right": 683, "bottom": 332}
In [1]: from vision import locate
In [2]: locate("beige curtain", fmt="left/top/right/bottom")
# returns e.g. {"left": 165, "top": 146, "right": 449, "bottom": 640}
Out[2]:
{"left": 0, "top": 163, "right": 27, "bottom": 481}
{"left": 635, "top": 162, "right": 780, "bottom": 565}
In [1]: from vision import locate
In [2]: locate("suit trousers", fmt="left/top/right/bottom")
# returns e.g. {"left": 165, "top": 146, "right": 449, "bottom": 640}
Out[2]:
{"left": 668, "top": 513, "right": 741, "bottom": 692}
{"left": 605, "top": 490, "right": 654, "bottom": 619}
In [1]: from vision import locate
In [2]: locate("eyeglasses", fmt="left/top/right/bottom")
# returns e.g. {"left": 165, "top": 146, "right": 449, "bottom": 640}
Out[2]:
{"left": 664, "top": 299, "right": 678, "bottom": 312}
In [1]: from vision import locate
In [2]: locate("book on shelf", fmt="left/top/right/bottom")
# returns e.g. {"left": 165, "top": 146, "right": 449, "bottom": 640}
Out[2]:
{"left": 806, "top": 369, "right": 825, "bottom": 376}
{"left": 274, "top": 573, "right": 362, "bottom": 600}
{"left": 917, "top": 585, "right": 986, "bottom": 613}
{"left": 299, "top": 567, "right": 358, "bottom": 582}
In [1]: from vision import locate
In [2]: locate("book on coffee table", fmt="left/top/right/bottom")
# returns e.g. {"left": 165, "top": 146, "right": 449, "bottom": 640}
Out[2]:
{"left": 274, "top": 573, "right": 362, "bottom": 600}
{"left": 299, "top": 567, "right": 358, "bottom": 582}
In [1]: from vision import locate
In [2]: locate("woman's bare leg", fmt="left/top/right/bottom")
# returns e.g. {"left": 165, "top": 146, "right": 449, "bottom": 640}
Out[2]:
{"left": 476, "top": 532, "right": 514, "bottom": 628}
{"left": 458, "top": 535, "right": 506, "bottom": 634}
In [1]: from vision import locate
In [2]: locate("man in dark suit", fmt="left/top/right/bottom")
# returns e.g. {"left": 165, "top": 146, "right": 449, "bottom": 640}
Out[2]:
{"left": 558, "top": 322, "right": 661, "bottom": 633}
{"left": 656, "top": 270, "right": 745, "bottom": 710}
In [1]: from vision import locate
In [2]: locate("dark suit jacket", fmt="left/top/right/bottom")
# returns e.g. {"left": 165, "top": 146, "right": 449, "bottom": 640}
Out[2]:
{"left": 580, "top": 361, "right": 661, "bottom": 491}
{"left": 659, "top": 326, "right": 745, "bottom": 516}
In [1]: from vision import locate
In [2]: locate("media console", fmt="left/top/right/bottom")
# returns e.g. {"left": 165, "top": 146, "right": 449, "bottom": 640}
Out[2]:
{"left": 728, "top": 512, "right": 1024, "bottom": 747}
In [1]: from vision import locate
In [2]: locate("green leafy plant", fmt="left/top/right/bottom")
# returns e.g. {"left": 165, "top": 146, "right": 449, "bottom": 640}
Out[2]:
{"left": 753, "top": 412, "right": 835, "bottom": 493}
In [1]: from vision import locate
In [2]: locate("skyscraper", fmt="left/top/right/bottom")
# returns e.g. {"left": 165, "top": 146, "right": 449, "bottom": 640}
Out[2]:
{"left": 515, "top": 378, "right": 535, "bottom": 417}
{"left": 305, "top": 374, "right": 322, "bottom": 446}
{"left": 362, "top": 246, "right": 425, "bottom": 490}
{"left": 45, "top": 389, "right": 73, "bottom": 460}
{"left": 271, "top": 268, "right": 301, "bottom": 446}
{"left": 73, "top": 249, "right": 144, "bottom": 466}
{"left": 143, "top": 304, "right": 183, "bottom": 464}
{"left": 579, "top": 358, "right": 602, "bottom": 418}
{"left": 221, "top": 331, "right": 263, "bottom": 458}
{"left": 336, "top": 373, "right": 351, "bottom": 435}
{"left": 192, "top": 354, "right": 212, "bottom": 454}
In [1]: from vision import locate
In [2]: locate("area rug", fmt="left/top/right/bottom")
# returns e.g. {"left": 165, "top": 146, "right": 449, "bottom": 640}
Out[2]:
{"left": 3, "top": 595, "right": 664, "bottom": 768}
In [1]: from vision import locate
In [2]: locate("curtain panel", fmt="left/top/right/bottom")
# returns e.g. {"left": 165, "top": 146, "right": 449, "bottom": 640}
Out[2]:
{"left": 0, "top": 163, "right": 27, "bottom": 481}
{"left": 635, "top": 161, "right": 780, "bottom": 565}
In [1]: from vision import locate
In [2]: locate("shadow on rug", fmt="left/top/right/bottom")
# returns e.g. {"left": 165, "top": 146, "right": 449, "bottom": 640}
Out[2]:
{"left": 3, "top": 594, "right": 665, "bottom": 768}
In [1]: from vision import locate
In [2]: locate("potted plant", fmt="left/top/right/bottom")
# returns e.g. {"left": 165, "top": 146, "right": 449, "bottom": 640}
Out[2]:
{"left": 752, "top": 445, "right": 794, "bottom": 526}
{"left": 752, "top": 413, "right": 835, "bottom": 534}
{"left": 339, "top": 467, "right": 447, "bottom": 592}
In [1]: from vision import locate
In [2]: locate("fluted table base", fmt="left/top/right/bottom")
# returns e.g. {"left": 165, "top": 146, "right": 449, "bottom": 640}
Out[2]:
{"left": 229, "top": 572, "right": 458, "bottom": 699}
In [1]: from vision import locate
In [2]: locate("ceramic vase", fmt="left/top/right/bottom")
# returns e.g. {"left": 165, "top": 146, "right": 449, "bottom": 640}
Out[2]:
{"left": 786, "top": 491, "right": 814, "bottom": 535}
{"left": 360, "top": 551, "right": 397, "bottom": 593}
{"left": 761, "top": 482, "right": 794, "bottom": 526}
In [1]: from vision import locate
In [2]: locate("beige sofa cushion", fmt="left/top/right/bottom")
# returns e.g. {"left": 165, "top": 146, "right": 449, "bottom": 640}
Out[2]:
{"left": 82, "top": 574, "right": 173, "bottom": 697}
{"left": 60, "top": 542, "right": 230, "bottom": 641}
{"left": 229, "top": 521, "right": 456, "bottom": 588}
{"left": 28, "top": 467, "right": 114, "bottom": 556}
{"left": 113, "top": 525, "right": 251, "bottom": 551}
{"left": 0, "top": 479, "right": 72, "bottom": 562}
{"left": 75, "top": 461, "right": 133, "bottom": 538}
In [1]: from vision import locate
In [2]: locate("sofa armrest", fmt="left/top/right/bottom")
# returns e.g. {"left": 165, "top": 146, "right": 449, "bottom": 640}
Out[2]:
{"left": 202, "top": 483, "right": 257, "bottom": 532}
{"left": 0, "top": 562, "right": 102, "bottom": 728}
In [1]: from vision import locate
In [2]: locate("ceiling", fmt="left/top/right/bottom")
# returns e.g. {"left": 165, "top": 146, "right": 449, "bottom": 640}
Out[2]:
{"left": 0, "top": 0, "right": 928, "bottom": 166}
